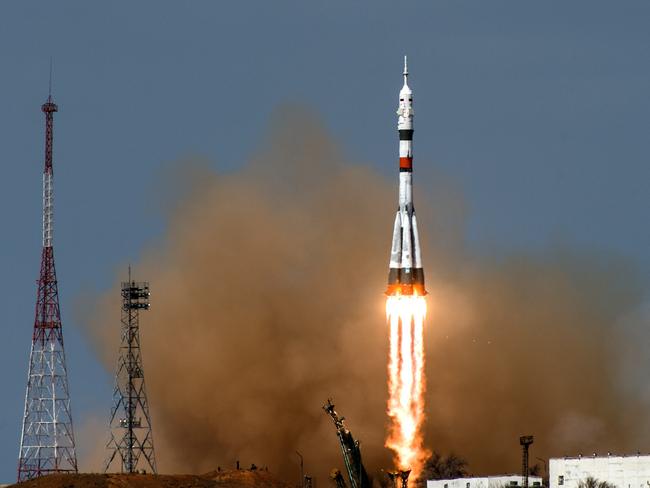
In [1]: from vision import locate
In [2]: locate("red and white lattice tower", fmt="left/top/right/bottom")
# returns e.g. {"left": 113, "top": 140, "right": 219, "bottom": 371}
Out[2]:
{"left": 17, "top": 91, "right": 78, "bottom": 482}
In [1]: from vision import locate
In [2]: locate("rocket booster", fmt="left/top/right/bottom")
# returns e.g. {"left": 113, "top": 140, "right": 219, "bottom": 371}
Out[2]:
{"left": 387, "top": 57, "right": 426, "bottom": 296}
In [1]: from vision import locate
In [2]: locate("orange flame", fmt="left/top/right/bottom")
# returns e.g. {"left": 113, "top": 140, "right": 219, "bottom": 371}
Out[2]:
{"left": 386, "top": 295, "right": 429, "bottom": 480}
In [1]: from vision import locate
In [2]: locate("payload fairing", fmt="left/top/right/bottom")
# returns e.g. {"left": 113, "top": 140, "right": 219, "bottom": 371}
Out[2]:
{"left": 387, "top": 57, "right": 426, "bottom": 297}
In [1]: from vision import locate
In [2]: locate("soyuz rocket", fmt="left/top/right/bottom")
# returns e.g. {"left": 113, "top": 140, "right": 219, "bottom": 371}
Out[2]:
{"left": 387, "top": 57, "right": 426, "bottom": 296}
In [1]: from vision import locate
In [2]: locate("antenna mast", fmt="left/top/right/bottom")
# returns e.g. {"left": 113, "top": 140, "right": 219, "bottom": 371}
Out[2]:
{"left": 104, "top": 273, "right": 157, "bottom": 474}
{"left": 17, "top": 87, "right": 78, "bottom": 482}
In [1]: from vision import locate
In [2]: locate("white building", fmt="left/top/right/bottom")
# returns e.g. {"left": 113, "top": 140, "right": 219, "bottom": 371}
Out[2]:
{"left": 428, "top": 475, "right": 544, "bottom": 488}
{"left": 550, "top": 454, "right": 650, "bottom": 488}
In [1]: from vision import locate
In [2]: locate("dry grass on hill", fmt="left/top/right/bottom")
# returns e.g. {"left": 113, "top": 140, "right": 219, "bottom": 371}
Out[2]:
{"left": 10, "top": 469, "right": 293, "bottom": 488}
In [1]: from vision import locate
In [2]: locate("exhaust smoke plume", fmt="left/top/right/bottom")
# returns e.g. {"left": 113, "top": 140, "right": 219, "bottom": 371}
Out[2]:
{"left": 79, "top": 106, "right": 649, "bottom": 481}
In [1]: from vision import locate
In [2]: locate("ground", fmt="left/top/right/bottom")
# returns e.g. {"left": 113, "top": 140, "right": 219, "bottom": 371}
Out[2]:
{"left": 8, "top": 469, "right": 293, "bottom": 488}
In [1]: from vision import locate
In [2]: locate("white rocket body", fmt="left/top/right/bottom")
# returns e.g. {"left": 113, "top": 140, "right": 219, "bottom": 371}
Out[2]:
{"left": 387, "top": 57, "right": 425, "bottom": 296}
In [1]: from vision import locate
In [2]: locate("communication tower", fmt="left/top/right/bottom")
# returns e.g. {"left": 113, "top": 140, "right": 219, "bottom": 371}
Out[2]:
{"left": 17, "top": 90, "right": 78, "bottom": 482}
{"left": 104, "top": 271, "right": 157, "bottom": 474}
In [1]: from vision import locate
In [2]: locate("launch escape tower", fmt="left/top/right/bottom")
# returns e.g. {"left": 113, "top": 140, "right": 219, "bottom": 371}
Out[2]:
{"left": 17, "top": 91, "right": 78, "bottom": 482}
{"left": 323, "top": 400, "right": 371, "bottom": 488}
{"left": 104, "top": 272, "right": 157, "bottom": 474}
{"left": 520, "top": 435, "right": 534, "bottom": 488}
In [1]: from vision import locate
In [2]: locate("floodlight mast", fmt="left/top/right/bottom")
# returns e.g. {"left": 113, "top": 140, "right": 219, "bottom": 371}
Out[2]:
{"left": 104, "top": 271, "right": 157, "bottom": 474}
{"left": 520, "top": 435, "right": 534, "bottom": 488}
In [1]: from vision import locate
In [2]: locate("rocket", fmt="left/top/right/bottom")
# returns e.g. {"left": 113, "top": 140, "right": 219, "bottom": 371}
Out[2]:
{"left": 387, "top": 57, "right": 426, "bottom": 296}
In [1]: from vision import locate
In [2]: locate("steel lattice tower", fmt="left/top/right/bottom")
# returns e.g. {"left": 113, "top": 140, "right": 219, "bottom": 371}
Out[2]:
{"left": 520, "top": 435, "right": 534, "bottom": 488}
{"left": 104, "top": 272, "right": 157, "bottom": 474}
{"left": 17, "top": 92, "right": 78, "bottom": 482}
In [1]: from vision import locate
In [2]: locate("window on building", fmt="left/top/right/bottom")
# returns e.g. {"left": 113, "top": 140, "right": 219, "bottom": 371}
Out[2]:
{"left": 466, "top": 483, "right": 470, "bottom": 488}
{"left": 533, "top": 483, "right": 541, "bottom": 486}
{"left": 511, "top": 482, "right": 518, "bottom": 486}
{"left": 559, "top": 476, "right": 564, "bottom": 486}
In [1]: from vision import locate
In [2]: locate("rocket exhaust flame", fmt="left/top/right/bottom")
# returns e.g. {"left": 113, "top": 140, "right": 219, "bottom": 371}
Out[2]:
{"left": 385, "top": 295, "right": 428, "bottom": 479}
{"left": 385, "top": 57, "right": 430, "bottom": 480}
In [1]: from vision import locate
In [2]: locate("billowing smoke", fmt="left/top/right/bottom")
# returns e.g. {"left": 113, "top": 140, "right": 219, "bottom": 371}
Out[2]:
{"left": 77, "top": 106, "right": 649, "bottom": 481}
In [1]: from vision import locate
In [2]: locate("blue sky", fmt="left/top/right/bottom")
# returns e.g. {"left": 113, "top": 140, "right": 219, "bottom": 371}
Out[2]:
{"left": 0, "top": 1, "right": 648, "bottom": 482}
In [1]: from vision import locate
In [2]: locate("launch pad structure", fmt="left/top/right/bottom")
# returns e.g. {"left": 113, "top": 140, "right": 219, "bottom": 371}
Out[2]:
{"left": 386, "top": 469, "right": 411, "bottom": 488}
{"left": 104, "top": 271, "right": 157, "bottom": 474}
{"left": 323, "top": 400, "right": 371, "bottom": 488}
{"left": 399, "top": 470, "right": 411, "bottom": 488}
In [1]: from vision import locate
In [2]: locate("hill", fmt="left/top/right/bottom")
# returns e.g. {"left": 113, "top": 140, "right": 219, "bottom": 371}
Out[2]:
{"left": 9, "top": 468, "right": 293, "bottom": 488}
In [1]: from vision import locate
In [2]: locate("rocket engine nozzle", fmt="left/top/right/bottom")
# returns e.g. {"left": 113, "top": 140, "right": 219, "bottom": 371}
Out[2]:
{"left": 385, "top": 284, "right": 427, "bottom": 297}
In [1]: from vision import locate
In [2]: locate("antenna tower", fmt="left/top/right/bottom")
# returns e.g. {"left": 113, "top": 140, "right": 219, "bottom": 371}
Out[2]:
{"left": 17, "top": 92, "right": 79, "bottom": 482}
{"left": 104, "top": 271, "right": 157, "bottom": 474}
